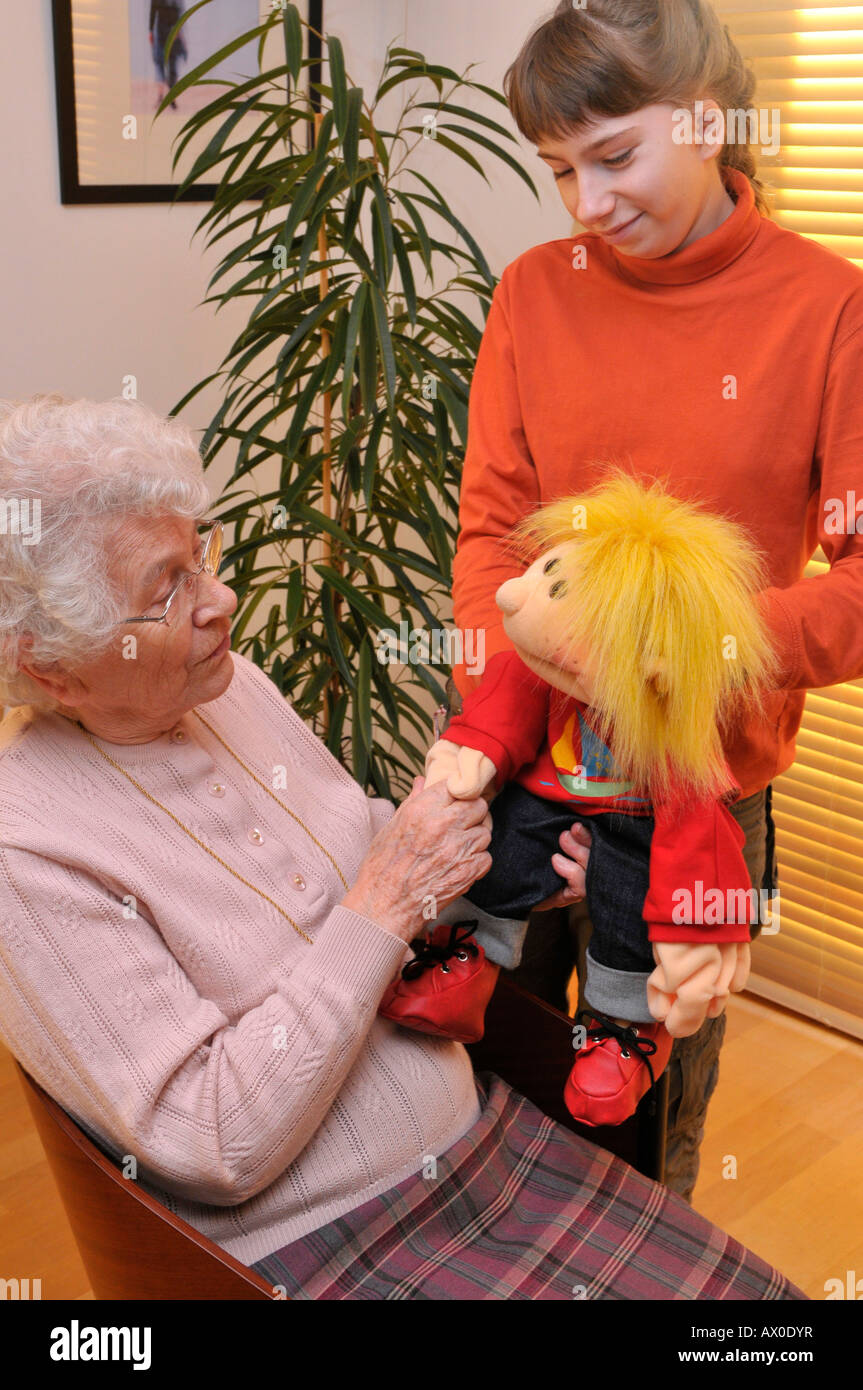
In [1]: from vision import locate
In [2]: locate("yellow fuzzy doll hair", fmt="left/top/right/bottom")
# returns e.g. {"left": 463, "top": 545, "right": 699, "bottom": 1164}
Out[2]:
{"left": 507, "top": 469, "right": 782, "bottom": 803}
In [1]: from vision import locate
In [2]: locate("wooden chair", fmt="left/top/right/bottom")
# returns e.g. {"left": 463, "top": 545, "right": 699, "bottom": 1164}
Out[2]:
{"left": 14, "top": 974, "right": 667, "bottom": 1300}
{"left": 15, "top": 1060, "right": 274, "bottom": 1301}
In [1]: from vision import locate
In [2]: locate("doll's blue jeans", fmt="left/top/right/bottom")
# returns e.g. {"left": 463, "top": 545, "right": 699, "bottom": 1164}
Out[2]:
{"left": 440, "top": 782, "right": 767, "bottom": 1024}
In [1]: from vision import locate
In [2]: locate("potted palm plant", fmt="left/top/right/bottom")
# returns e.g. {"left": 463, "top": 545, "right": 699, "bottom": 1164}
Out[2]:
{"left": 161, "top": 0, "right": 537, "bottom": 797}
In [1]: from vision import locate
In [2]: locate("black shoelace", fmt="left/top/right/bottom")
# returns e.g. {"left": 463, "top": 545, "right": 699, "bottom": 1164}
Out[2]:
{"left": 575, "top": 1008, "right": 661, "bottom": 1116}
{"left": 400, "top": 919, "right": 480, "bottom": 980}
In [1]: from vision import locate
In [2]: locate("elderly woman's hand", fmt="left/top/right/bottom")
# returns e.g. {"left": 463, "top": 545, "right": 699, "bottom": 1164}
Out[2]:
{"left": 341, "top": 776, "right": 493, "bottom": 944}
{"left": 342, "top": 781, "right": 593, "bottom": 940}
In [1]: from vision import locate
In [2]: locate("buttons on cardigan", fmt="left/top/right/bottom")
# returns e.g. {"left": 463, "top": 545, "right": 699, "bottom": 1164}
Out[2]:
{"left": 171, "top": 728, "right": 188, "bottom": 743}
{"left": 291, "top": 874, "right": 306, "bottom": 891}
{"left": 208, "top": 782, "right": 226, "bottom": 798}
{"left": 248, "top": 827, "right": 265, "bottom": 845}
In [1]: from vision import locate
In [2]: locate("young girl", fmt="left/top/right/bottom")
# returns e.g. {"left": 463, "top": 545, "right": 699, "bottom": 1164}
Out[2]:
{"left": 445, "top": 0, "right": 863, "bottom": 1203}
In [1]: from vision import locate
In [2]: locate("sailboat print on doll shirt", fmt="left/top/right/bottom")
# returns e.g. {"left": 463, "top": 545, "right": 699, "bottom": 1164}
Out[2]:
{"left": 514, "top": 698, "right": 652, "bottom": 815}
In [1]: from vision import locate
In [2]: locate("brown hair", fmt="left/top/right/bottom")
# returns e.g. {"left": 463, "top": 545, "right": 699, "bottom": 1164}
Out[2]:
{"left": 504, "top": 0, "right": 772, "bottom": 217}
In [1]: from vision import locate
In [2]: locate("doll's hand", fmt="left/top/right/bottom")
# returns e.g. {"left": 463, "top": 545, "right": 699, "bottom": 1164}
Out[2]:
{"left": 533, "top": 822, "right": 593, "bottom": 911}
{"left": 424, "top": 739, "right": 461, "bottom": 789}
{"left": 424, "top": 739, "right": 497, "bottom": 799}
{"left": 647, "top": 940, "right": 751, "bottom": 1038}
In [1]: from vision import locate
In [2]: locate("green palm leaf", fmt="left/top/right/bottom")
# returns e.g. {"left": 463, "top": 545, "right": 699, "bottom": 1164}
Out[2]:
{"left": 282, "top": 3, "right": 303, "bottom": 83}
{"left": 166, "top": 12, "right": 513, "bottom": 794}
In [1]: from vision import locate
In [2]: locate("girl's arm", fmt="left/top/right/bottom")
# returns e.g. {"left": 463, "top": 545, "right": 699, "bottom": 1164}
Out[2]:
{"left": 757, "top": 324, "right": 863, "bottom": 691}
{"left": 452, "top": 270, "right": 543, "bottom": 696}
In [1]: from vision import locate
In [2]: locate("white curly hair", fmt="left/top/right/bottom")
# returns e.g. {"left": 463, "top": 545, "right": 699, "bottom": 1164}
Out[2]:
{"left": 0, "top": 394, "right": 211, "bottom": 710}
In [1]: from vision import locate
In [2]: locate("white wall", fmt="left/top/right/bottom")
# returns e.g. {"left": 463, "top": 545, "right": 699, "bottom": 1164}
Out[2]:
{"left": 401, "top": 0, "right": 570, "bottom": 273}
{"left": 0, "top": 3, "right": 232, "bottom": 435}
{"left": 0, "top": 0, "right": 565, "bottom": 712}
{"left": 0, "top": 1, "right": 563, "bottom": 431}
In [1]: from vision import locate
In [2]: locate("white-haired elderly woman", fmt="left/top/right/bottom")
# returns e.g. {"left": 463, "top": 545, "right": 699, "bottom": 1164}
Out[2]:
{"left": 0, "top": 396, "right": 804, "bottom": 1301}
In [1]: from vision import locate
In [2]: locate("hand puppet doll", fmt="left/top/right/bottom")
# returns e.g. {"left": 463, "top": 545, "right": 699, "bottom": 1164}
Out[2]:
{"left": 379, "top": 470, "right": 780, "bottom": 1126}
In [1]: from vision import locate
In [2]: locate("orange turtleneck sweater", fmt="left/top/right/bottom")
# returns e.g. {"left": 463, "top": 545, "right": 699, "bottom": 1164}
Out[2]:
{"left": 451, "top": 167, "right": 863, "bottom": 798}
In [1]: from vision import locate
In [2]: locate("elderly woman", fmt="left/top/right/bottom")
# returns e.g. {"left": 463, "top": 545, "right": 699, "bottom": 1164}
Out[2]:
{"left": 0, "top": 396, "right": 804, "bottom": 1301}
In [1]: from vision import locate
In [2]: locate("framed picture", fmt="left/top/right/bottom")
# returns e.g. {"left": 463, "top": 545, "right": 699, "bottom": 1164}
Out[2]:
{"left": 51, "top": 0, "right": 270, "bottom": 203}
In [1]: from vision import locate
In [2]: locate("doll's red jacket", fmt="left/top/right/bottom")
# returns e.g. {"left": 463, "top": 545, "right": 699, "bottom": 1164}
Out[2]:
{"left": 442, "top": 651, "right": 754, "bottom": 945}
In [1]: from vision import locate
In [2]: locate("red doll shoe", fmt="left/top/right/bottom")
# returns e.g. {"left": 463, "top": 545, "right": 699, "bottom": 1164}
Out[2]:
{"left": 563, "top": 1009, "right": 673, "bottom": 1128}
{"left": 378, "top": 919, "right": 500, "bottom": 1044}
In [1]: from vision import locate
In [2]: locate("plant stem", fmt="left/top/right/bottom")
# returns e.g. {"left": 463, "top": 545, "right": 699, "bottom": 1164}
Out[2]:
{"left": 314, "top": 108, "right": 341, "bottom": 732}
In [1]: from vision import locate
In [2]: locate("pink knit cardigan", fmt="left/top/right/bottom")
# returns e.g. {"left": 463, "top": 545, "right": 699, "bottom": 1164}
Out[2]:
{"left": 0, "top": 653, "right": 480, "bottom": 1265}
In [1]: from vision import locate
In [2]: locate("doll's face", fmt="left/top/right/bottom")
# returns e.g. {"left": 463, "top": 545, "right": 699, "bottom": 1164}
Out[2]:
{"left": 496, "top": 546, "right": 597, "bottom": 703}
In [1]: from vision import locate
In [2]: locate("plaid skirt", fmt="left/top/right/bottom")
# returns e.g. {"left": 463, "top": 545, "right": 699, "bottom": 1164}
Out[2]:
{"left": 250, "top": 1073, "right": 807, "bottom": 1301}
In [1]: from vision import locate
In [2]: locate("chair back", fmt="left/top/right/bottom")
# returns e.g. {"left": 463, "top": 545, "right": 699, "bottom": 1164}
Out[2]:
{"left": 14, "top": 1061, "right": 275, "bottom": 1301}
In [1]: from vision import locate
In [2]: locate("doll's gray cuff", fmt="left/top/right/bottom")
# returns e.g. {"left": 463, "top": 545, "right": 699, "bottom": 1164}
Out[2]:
{"left": 435, "top": 896, "right": 529, "bottom": 970}
{"left": 584, "top": 948, "right": 654, "bottom": 1024}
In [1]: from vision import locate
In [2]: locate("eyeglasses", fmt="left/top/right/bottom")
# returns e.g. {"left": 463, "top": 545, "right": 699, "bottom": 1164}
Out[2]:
{"left": 120, "top": 522, "right": 224, "bottom": 625}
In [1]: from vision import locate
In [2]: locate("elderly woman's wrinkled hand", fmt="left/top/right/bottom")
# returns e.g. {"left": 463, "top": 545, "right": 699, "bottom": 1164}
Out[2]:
{"left": 341, "top": 776, "right": 493, "bottom": 944}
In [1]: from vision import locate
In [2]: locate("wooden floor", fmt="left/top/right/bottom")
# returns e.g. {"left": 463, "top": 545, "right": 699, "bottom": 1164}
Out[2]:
{"left": 1, "top": 992, "right": 860, "bottom": 1301}
{"left": 691, "top": 993, "right": 863, "bottom": 1299}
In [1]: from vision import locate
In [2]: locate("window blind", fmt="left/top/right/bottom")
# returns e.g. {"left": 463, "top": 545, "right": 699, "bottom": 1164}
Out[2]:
{"left": 708, "top": 4, "right": 863, "bottom": 1038}
{"left": 753, "top": 556, "right": 863, "bottom": 1041}
{"left": 713, "top": 0, "right": 863, "bottom": 267}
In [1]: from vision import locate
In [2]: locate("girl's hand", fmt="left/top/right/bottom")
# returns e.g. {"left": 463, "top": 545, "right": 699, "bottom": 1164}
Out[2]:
{"left": 533, "top": 823, "right": 592, "bottom": 911}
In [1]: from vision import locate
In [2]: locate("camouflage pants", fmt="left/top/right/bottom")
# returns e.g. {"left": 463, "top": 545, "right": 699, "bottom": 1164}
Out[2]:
{"left": 440, "top": 677, "right": 777, "bottom": 1204}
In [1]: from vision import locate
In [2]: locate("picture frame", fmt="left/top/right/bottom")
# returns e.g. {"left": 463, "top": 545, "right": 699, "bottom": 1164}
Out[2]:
{"left": 51, "top": 0, "right": 272, "bottom": 204}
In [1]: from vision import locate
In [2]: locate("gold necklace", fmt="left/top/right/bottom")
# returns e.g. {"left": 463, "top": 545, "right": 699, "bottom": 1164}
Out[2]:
{"left": 192, "top": 711, "right": 348, "bottom": 891}
{"left": 74, "top": 713, "right": 350, "bottom": 946}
